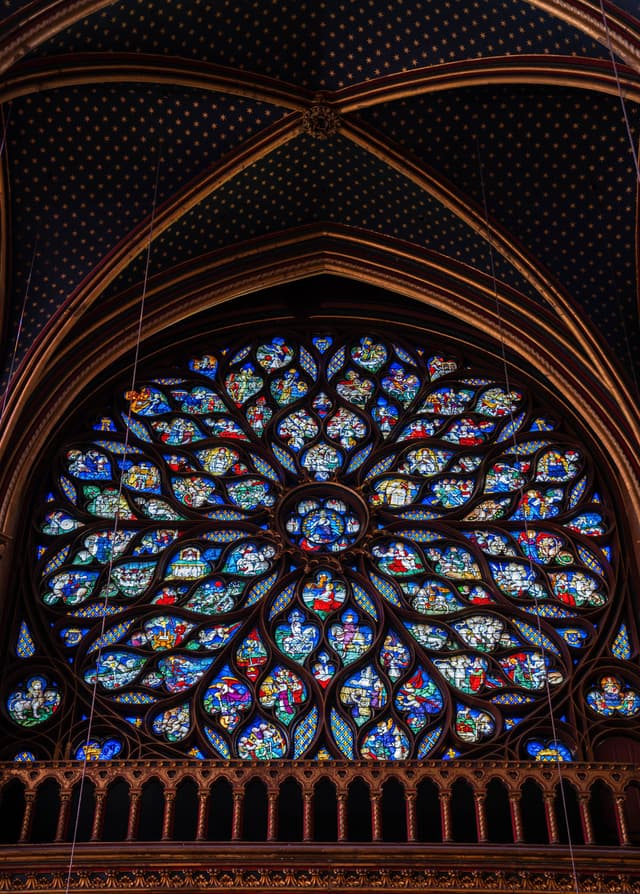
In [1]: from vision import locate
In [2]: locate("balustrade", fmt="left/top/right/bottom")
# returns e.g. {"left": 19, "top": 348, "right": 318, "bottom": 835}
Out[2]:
{"left": 0, "top": 761, "right": 638, "bottom": 848}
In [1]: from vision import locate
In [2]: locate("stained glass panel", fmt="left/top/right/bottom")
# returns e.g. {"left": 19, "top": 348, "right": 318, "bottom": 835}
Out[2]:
{"left": 6, "top": 330, "right": 630, "bottom": 760}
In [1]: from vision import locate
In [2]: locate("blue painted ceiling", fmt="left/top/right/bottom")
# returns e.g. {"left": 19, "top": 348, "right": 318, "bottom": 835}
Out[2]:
{"left": 0, "top": 0, "right": 638, "bottom": 391}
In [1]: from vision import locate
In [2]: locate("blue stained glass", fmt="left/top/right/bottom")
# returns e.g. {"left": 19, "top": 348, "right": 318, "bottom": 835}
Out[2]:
{"left": 42, "top": 546, "right": 71, "bottom": 575}
{"left": 230, "top": 345, "right": 252, "bottom": 366}
{"left": 526, "top": 739, "right": 573, "bottom": 762}
{"left": 417, "top": 726, "right": 443, "bottom": 758}
{"left": 121, "top": 413, "right": 152, "bottom": 442}
{"left": 328, "top": 610, "right": 373, "bottom": 664}
{"left": 364, "top": 453, "right": 397, "bottom": 482}
{"left": 455, "top": 703, "right": 495, "bottom": 743}
{"left": 125, "top": 386, "right": 171, "bottom": 416}
{"left": 271, "top": 368, "right": 308, "bottom": 406}
{"left": 351, "top": 337, "right": 388, "bottom": 372}
{"left": 351, "top": 582, "right": 378, "bottom": 620}
{"left": 271, "top": 443, "right": 297, "bottom": 474}
{"left": 237, "top": 717, "right": 286, "bottom": 759}
{"left": 94, "top": 440, "right": 142, "bottom": 455}
{"left": 522, "top": 604, "right": 575, "bottom": 619}
{"left": 88, "top": 620, "right": 135, "bottom": 653}
{"left": 330, "top": 708, "right": 355, "bottom": 759}
{"left": 60, "top": 627, "right": 89, "bottom": 646}
{"left": 569, "top": 476, "right": 588, "bottom": 508}
{"left": 504, "top": 717, "right": 523, "bottom": 729}
{"left": 226, "top": 365, "right": 263, "bottom": 408}
{"left": 529, "top": 417, "right": 556, "bottom": 431}
{"left": 204, "top": 726, "right": 231, "bottom": 760}
{"left": 557, "top": 627, "right": 589, "bottom": 648}
{"left": 611, "top": 624, "right": 632, "bottom": 660}
{"left": 245, "top": 571, "right": 279, "bottom": 607}
{"left": 189, "top": 355, "right": 218, "bottom": 379}
{"left": 491, "top": 693, "right": 534, "bottom": 705}
{"left": 396, "top": 528, "right": 442, "bottom": 543}
{"left": 93, "top": 417, "right": 118, "bottom": 432}
{"left": 442, "top": 748, "right": 461, "bottom": 760}
{"left": 504, "top": 439, "right": 552, "bottom": 455}
{"left": 113, "top": 692, "right": 157, "bottom": 704}
{"left": 298, "top": 346, "right": 317, "bottom": 379}
{"left": 75, "top": 738, "right": 122, "bottom": 761}
{"left": 371, "top": 398, "right": 399, "bottom": 437}
{"left": 396, "top": 667, "right": 443, "bottom": 731}
{"left": 428, "top": 355, "right": 458, "bottom": 380}
{"left": 340, "top": 665, "right": 386, "bottom": 726}
{"left": 381, "top": 364, "right": 421, "bottom": 407}
{"left": 60, "top": 476, "right": 77, "bottom": 503}
{"left": 204, "top": 665, "right": 251, "bottom": 730}
{"left": 259, "top": 665, "right": 307, "bottom": 725}
{"left": 361, "top": 719, "right": 410, "bottom": 759}
{"left": 327, "top": 345, "right": 346, "bottom": 379}
{"left": 335, "top": 370, "right": 374, "bottom": 409}
{"left": 496, "top": 412, "right": 526, "bottom": 442}
{"left": 369, "top": 571, "right": 402, "bottom": 606}
{"left": 394, "top": 344, "right": 416, "bottom": 366}
{"left": 16, "top": 621, "right": 35, "bottom": 658}
{"left": 314, "top": 748, "right": 332, "bottom": 761}
{"left": 278, "top": 409, "right": 319, "bottom": 451}
{"left": 512, "top": 620, "right": 560, "bottom": 656}
{"left": 397, "top": 508, "right": 442, "bottom": 521}
{"left": 302, "top": 569, "right": 347, "bottom": 618}
{"left": 152, "top": 703, "right": 191, "bottom": 741}
{"left": 268, "top": 583, "right": 296, "bottom": 620}
{"left": 285, "top": 496, "right": 360, "bottom": 553}
{"left": 206, "top": 508, "right": 246, "bottom": 521}
{"left": 312, "top": 336, "right": 332, "bottom": 354}
{"left": 8, "top": 676, "right": 61, "bottom": 727}
{"left": 275, "top": 610, "right": 319, "bottom": 662}
{"left": 577, "top": 544, "right": 605, "bottom": 576}
{"left": 14, "top": 751, "right": 36, "bottom": 762}
{"left": 344, "top": 443, "right": 371, "bottom": 474}
{"left": 71, "top": 603, "right": 122, "bottom": 618}
{"left": 256, "top": 339, "right": 294, "bottom": 371}
{"left": 293, "top": 707, "right": 319, "bottom": 757}
{"left": 250, "top": 453, "right": 280, "bottom": 482}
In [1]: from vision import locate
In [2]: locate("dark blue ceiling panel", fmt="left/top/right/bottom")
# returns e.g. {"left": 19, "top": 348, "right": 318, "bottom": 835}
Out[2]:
{"left": 360, "top": 84, "right": 640, "bottom": 382}
{"left": 103, "top": 131, "right": 546, "bottom": 306}
{"left": 1, "top": 83, "right": 289, "bottom": 381}
{"left": 31, "top": 0, "right": 611, "bottom": 89}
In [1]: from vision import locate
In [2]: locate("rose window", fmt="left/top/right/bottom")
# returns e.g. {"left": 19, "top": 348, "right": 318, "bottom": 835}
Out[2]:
{"left": 7, "top": 330, "right": 636, "bottom": 762}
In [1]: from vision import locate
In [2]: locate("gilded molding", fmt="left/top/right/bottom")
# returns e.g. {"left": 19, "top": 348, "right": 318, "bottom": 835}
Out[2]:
{"left": 1, "top": 865, "right": 639, "bottom": 893}
{"left": 334, "top": 55, "right": 640, "bottom": 111}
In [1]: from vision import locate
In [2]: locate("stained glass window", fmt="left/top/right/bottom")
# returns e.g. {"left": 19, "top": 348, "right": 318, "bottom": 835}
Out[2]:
{"left": 5, "top": 329, "right": 637, "bottom": 761}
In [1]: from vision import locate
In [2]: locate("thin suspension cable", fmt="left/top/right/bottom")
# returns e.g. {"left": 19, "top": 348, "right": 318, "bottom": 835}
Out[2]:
{"left": 0, "top": 236, "right": 38, "bottom": 425}
{"left": 0, "top": 101, "right": 12, "bottom": 160}
{"left": 597, "top": 0, "right": 640, "bottom": 393}
{"left": 597, "top": 0, "right": 640, "bottom": 184}
{"left": 476, "top": 139, "right": 581, "bottom": 887}
{"left": 64, "top": 150, "right": 163, "bottom": 891}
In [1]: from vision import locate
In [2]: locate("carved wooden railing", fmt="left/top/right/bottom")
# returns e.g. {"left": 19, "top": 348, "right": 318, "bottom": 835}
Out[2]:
{"left": 1, "top": 760, "right": 638, "bottom": 847}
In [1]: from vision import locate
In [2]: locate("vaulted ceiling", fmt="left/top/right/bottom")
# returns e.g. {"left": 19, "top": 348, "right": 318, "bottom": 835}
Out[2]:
{"left": 0, "top": 0, "right": 639, "bottom": 405}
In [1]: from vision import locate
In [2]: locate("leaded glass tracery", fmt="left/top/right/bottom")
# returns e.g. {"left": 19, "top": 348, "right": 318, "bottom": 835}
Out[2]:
{"left": 5, "top": 329, "right": 638, "bottom": 761}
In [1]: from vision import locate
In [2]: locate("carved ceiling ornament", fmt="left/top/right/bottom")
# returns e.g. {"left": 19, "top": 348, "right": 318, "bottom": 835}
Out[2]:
{"left": 302, "top": 105, "right": 341, "bottom": 139}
